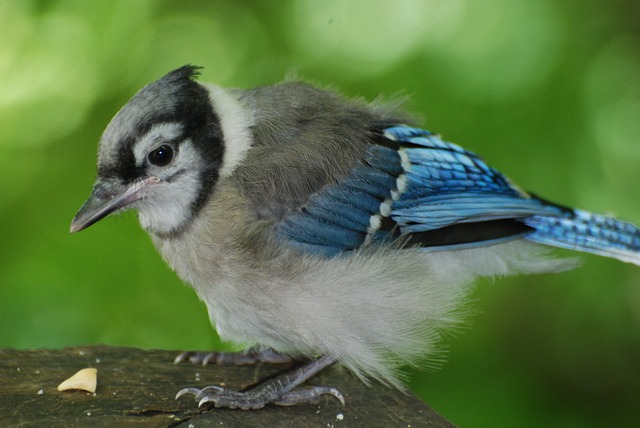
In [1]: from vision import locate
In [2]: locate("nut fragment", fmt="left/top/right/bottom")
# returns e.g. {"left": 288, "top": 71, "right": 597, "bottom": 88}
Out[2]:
{"left": 58, "top": 368, "right": 97, "bottom": 393}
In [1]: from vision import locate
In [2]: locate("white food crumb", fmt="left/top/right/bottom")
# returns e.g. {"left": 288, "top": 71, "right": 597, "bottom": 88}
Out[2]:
{"left": 58, "top": 368, "right": 98, "bottom": 393}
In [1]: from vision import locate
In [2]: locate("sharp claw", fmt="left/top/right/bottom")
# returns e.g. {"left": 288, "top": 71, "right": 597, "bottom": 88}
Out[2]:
{"left": 173, "top": 351, "right": 189, "bottom": 364}
{"left": 202, "top": 352, "right": 215, "bottom": 366}
{"left": 330, "top": 388, "right": 346, "bottom": 407}
{"left": 194, "top": 385, "right": 224, "bottom": 400}
{"left": 175, "top": 387, "right": 201, "bottom": 400}
{"left": 198, "top": 396, "right": 213, "bottom": 408}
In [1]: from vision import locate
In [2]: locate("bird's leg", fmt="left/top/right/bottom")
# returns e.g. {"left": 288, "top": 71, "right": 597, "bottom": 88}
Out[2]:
{"left": 174, "top": 347, "right": 294, "bottom": 366}
{"left": 176, "top": 355, "right": 344, "bottom": 409}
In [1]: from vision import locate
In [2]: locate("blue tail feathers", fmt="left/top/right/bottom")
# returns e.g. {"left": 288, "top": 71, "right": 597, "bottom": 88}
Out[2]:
{"left": 524, "top": 209, "right": 640, "bottom": 266}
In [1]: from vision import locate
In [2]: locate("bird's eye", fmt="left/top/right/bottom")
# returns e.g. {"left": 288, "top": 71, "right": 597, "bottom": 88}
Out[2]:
{"left": 148, "top": 145, "right": 174, "bottom": 166}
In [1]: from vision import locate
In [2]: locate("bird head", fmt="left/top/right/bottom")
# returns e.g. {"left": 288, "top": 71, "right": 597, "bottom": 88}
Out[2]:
{"left": 70, "top": 65, "right": 226, "bottom": 237}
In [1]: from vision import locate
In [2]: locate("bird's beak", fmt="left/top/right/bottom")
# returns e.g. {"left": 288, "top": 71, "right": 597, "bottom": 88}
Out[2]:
{"left": 70, "top": 177, "right": 159, "bottom": 233}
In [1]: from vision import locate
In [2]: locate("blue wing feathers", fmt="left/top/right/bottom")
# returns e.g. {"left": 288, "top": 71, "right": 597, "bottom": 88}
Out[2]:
{"left": 342, "top": 167, "right": 396, "bottom": 200}
{"left": 278, "top": 214, "right": 365, "bottom": 250}
{"left": 323, "top": 187, "right": 382, "bottom": 214}
{"left": 364, "top": 145, "right": 404, "bottom": 175}
{"left": 402, "top": 147, "right": 519, "bottom": 197}
{"left": 277, "top": 178, "right": 386, "bottom": 255}
{"left": 383, "top": 125, "right": 433, "bottom": 141}
{"left": 275, "top": 124, "right": 640, "bottom": 265}
{"left": 393, "top": 194, "right": 561, "bottom": 232}
{"left": 306, "top": 198, "right": 371, "bottom": 232}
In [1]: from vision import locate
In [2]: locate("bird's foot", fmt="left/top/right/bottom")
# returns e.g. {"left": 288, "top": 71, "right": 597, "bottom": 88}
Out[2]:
{"left": 176, "top": 355, "right": 343, "bottom": 409}
{"left": 176, "top": 384, "right": 344, "bottom": 410}
{"left": 174, "top": 347, "right": 293, "bottom": 366}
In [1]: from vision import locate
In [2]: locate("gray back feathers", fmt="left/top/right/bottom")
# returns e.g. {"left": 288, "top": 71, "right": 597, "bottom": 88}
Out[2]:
{"left": 233, "top": 82, "right": 408, "bottom": 220}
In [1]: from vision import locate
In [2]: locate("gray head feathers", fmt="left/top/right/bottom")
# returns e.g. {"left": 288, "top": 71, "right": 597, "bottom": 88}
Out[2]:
{"left": 97, "top": 65, "right": 218, "bottom": 182}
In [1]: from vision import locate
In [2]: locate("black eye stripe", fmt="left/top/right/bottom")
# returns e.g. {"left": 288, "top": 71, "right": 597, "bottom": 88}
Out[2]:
{"left": 148, "top": 144, "right": 174, "bottom": 166}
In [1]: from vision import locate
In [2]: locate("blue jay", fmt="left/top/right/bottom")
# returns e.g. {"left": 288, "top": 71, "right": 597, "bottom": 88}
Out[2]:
{"left": 71, "top": 65, "right": 640, "bottom": 410}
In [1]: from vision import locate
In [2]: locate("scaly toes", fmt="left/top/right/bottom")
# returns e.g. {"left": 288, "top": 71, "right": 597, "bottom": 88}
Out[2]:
{"left": 176, "top": 386, "right": 266, "bottom": 410}
{"left": 176, "top": 384, "right": 344, "bottom": 409}
{"left": 273, "top": 386, "right": 345, "bottom": 406}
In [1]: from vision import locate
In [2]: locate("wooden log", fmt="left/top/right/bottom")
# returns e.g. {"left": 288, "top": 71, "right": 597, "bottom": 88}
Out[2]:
{"left": 0, "top": 345, "right": 454, "bottom": 427}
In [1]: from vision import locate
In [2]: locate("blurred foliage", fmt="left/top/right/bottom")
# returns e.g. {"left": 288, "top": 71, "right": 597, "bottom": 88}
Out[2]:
{"left": 1, "top": 0, "right": 639, "bottom": 426}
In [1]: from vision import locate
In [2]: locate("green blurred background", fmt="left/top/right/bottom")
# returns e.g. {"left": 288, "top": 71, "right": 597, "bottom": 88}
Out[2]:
{"left": 1, "top": 0, "right": 639, "bottom": 426}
